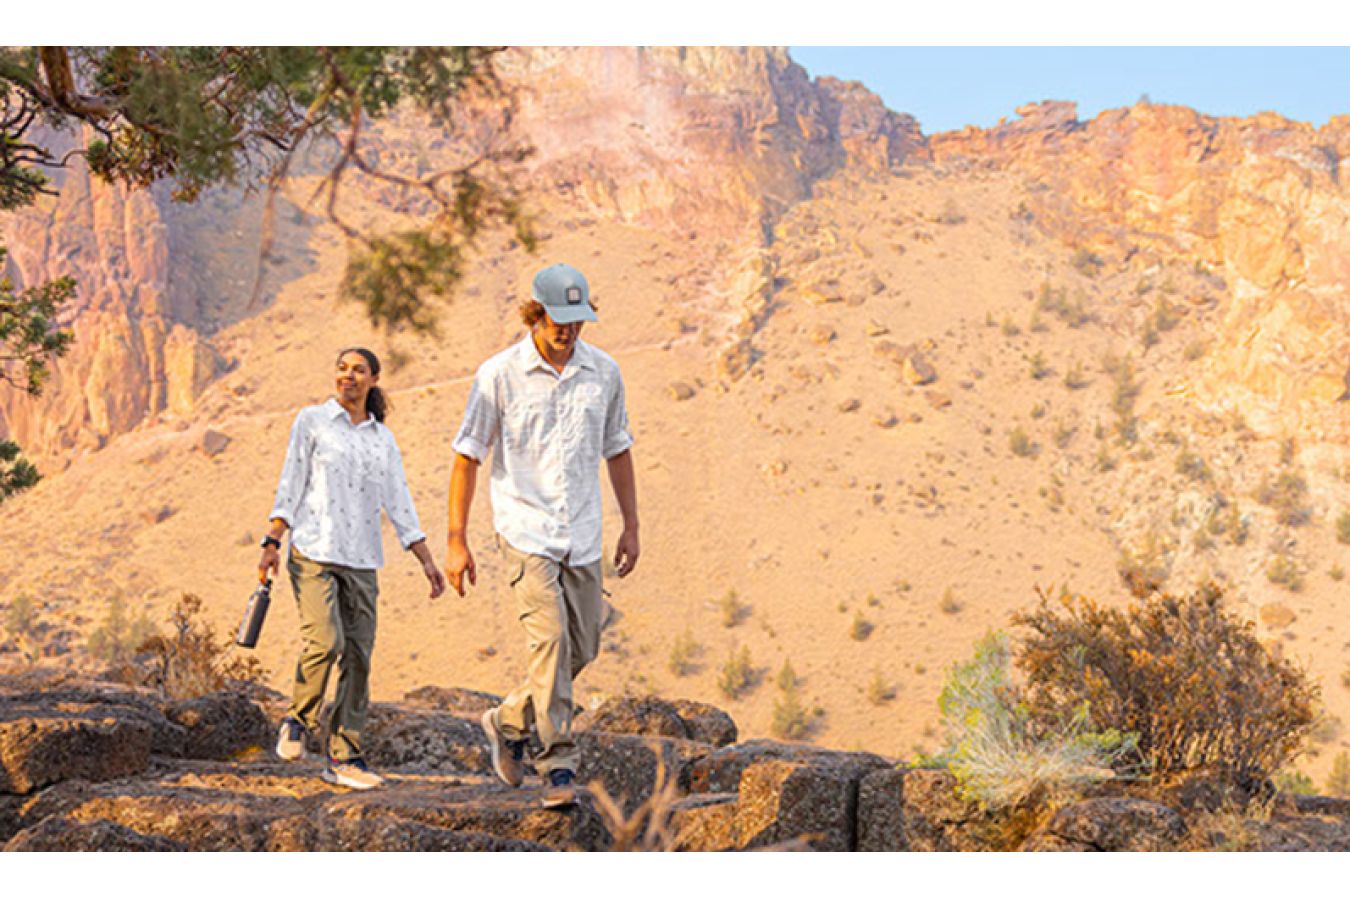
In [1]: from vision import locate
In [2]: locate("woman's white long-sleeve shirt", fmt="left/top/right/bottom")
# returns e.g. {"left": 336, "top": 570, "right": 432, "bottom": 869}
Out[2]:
{"left": 269, "top": 398, "right": 425, "bottom": 569}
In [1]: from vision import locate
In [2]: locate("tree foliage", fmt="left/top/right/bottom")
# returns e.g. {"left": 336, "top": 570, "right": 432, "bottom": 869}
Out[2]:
{"left": 0, "top": 46, "right": 533, "bottom": 333}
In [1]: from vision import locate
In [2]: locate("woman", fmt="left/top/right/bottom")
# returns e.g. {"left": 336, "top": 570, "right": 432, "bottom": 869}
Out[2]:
{"left": 258, "top": 347, "right": 446, "bottom": 790}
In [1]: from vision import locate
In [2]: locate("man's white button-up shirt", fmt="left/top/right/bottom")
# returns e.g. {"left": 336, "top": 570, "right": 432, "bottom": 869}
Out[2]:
{"left": 452, "top": 337, "right": 633, "bottom": 566}
{"left": 269, "top": 398, "right": 426, "bottom": 569}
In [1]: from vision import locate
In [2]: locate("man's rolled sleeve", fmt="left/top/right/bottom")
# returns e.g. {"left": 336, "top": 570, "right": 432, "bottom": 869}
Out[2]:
{"left": 451, "top": 369, "right": 500, "bottom": 463}
{"left": 382, "top": 435, "right": 426, "bottom": 550}
{"left": 602, "top": 374, "right": 634, "bottom": 459}
{"left": 268, "top": 410, "right": 314, "bottom": 526}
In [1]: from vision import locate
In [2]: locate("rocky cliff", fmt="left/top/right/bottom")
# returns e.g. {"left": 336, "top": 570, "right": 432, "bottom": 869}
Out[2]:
{"left": 0, "top": 47, "right": 922, "bottom": 461}
{"left": 932, "top": 101, "right": 1350, "bottom": 439}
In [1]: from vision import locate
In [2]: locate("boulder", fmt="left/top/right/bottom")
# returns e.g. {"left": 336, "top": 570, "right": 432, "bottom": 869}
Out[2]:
{"left": 689, "top": 739, "right": 888, "bottom": 795}
{"left": 165, "top": 691, "right": 271, "bottom": 760}
{"left": 0, "top": 675, "right": 186, "bottom": 756}
{"left": 858, "top": 767, "right": 991, "bottom": 852}
{"left": 668, "top": 793, "right": 738, "bottom": 851}
{"left": 1028, "top": 797, "right": 1187, "bottom": 852}
{"left": 902, "top": 352, "right": 937, "bottom": 386}
{"left": 580, "top": 696, "right": 692, "bottom": 740}
{"left": 669, "top": 700, "right": 738, "bottom": 747}
{"left": 401, "top": 686, "right": 502, "bottom": 718}
{"left": 577, "top": 732, "right": 711, "bottom": 814}
{"left": 0, "top": 705, "right": 154, "bottom": 795}
{"left": 734, "top": 759, "right": 855, "bottom": 850}
{"left": 4, "top": 816, "right": 186, "bottom": 851}
{"left": 362, "top": 703, "right": 492, "bottom": 775}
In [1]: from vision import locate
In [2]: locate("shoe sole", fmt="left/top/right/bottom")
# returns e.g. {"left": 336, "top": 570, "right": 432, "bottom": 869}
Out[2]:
{"left": 275, "top": 742, "right": 306, "bottom": 761}
{"left": 321, "top": 769, "right": 383, "bottom": 791}
{"left": 541, "top": 789, "right": 578, "bottom": 810}
{"left": 481, "top": 709, "right": 524, "bottom": 788}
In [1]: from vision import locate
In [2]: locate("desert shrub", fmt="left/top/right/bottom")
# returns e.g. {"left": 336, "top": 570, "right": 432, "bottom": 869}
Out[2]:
{"left": 1337, "top": 510, "right": 1350, "bottom": 545}
{"left": 867, "top": 667, "right": 894, "bottom": 706}
{"left": 771, "top": 679, "right": 810, "bottom": 740}
{"left": 1062, "top": 362, "right": 1089, "bottom": 390}
{"left": 3, "top": 594, "right": 42, "bottom": 664}
{"left": 1265, "top": 551, "right": 1304, "bottom": 592}
{"left": 717, "top": 644, "right": 754, "bottom": 699}
{"left": 934, "top": 197, "right": 965, "bottom": 225}
{"left": 776, "top": 659, "right": 799, "bottom": 692}
{"left": 1116, "top": 530, "right": 1173, "bottom": 597}
{"left": 1175, "top": 450, "right": 1211, "bottom": 483}
{"left": 1331, "top": 565, "right": 1346, "bottom": 582}
{"left": 1183, "top": 340, "right": 1209, "bottom": 362}
{"left": 1027, "top": 351, "right": 1051, "bottom": 380}
{"left": 1070, "top": 250, "right": 1103, "bottom": 278}
{"left": 1149, "top": 297, "right": 1181, "bottom": 333}
{"left": 849, "top": 611, "right": 873, "bottom": 641}
{"left": 136, "top": 594, "right": 267, "bottom": 699}
{"left": 926, "top": 632, "right": 1137, "bottom": 809}
{"left": 1000, "top": 315, "right": 1021, "bottom": 337}
{"left": 1327, "top": 752, "right": 1350, "bottom": 798}
{"left": 940, "top": 587, "right": 963, "bottom": 615}
{"left": 1013, "top": 583, "right": 1320, "bottom": 789}
{"left": 1272, "top": 770, "right": 1316, "bottom": 796}
{"left": 1008, "top": 426, "right": 1038, "bottom": 459}
{"left": 1257, "top": 470, "right": 1310, "bottom": 527}
{"left": 86, "top": 594, "right": 157, "bottom": 667}
{"left": 668, "top": 628, "right": 701, "bottom": 676}
{"left": 718, "top": 589, "right": 745, "bottom": 628}
{"left": 1052, "top": 419, "right": 1076, "bottom": 449}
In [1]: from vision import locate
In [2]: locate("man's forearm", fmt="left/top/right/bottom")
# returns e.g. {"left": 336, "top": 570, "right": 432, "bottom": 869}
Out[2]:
{"left": 447, "top": 454, "right": 480, "bottom": 541}
{"left": 606, "top": 450, "right": 639, "bottom": 530}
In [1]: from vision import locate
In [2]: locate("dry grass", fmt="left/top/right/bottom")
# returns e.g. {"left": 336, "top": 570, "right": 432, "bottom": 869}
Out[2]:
{"left": 135, "top": 594, "right": 268, "bottom": 699}
{"left": 587, "top": 748, "right": 683, "bottom": 851}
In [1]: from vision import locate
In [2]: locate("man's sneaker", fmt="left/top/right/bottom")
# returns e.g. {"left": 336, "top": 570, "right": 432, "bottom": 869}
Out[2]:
{"left": 541, "top": 768, "right": 578, "bottom": 809}
{"left": 275, "top": 716, "right": 307, "bottom": 761}
{"left": 481, "top": 707, "right": 527, "bottom": 787}
{"left": 321, "top": 757, "right": 385, "bottom": 790}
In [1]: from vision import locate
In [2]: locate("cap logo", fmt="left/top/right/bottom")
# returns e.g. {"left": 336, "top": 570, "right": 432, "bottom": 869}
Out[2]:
{"left": 565, "top": 286, "right": 582, "bottom": 305}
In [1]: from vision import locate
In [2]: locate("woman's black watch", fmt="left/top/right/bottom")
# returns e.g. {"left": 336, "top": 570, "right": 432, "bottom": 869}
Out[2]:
{"left": 260, "top": 535, "right": 282, "bottom": 550}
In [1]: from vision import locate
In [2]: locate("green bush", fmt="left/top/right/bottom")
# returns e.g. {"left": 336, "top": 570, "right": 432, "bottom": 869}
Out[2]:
{"left": 1272, "top": 770, "right": 1316, "bottom": 797}
{"left": 771, "top": 680, "right": 810, "bottom": 740}
{"left": 1257, "top": 470, "right": 1310, "bottom": 527}
{"left": 849, "top": 611, "right": 873, "bottom": 641}
{"left": 926, "top": 632, "right": 1137, "bottom": 809}
{"left": 1009, "top": 426, "right": 1038, "bottom": 459}
{"left": 1265, "top": 551, "right": 1304, "bottom": 592}
{"left": 86, "top": 594, "right": 157, "bottom": 668}
{"left": 1175, "top": 450, "right": 1211, "bottom": 483}
{"left": 1014, "top": 583, "right": 1320, "bottom": 789}
{"left": 717, "top": 644, "right": 755, "bottom": 699}
{"left": 867, "top": 668, "right": 894, "bottom": 706}
{"left": 718, "top": 589, "right": 745, "bottom": 628}
{"left": 1327, "top": 752, "right": 1350, "bottom": 798}
{"left": 668, "top": 628, "right": 701, "bottom": 676}
{"left": 1336, "top": 510, "right": 1350, "bottom": 545}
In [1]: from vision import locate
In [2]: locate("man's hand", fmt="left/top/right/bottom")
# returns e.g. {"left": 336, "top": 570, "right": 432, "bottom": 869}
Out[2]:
{"left": 446, "top": 539, "right": 477, "bottom": 597}
{"left": 258, "top": 546, "right": 280, "bottom": 584}
{"left": 614, "top": 526, "right": 640, "bottom": 578}
{"left": 423, "top": 561, "right": 447, "bottom": 599}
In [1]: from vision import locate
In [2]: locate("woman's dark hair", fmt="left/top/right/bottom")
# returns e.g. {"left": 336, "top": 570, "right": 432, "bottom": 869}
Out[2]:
{"left": 337, "top": 347, "right": 389, "bottom": 423}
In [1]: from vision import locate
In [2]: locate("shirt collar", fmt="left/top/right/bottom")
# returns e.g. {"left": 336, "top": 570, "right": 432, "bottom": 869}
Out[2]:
{"left": 324, "top": 397, "right": 377, "bottom": 429}
{"left": 518, "top": 336, "right": 595, "bottom": 377}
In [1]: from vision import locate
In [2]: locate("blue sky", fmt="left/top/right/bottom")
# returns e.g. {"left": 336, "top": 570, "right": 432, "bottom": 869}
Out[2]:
{"left": 790, "top": 47, "right": 1350, "bottom": 135}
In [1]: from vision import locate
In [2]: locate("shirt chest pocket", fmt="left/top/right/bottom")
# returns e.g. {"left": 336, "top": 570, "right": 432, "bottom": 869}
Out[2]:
{"left": 505, "top": 394, "right": 552, "bottom": 449}
{"left": 562, "top": 383, "right": 605, "bottom": 450}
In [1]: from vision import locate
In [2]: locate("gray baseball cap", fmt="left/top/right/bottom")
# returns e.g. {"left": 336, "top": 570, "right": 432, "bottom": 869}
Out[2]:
{"left": 531, "top": 263, "right": 597, "bottom": 324}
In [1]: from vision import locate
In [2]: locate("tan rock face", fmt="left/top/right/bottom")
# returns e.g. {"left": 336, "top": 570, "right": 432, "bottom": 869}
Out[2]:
{"left": 931, "top": 101, "right": 1350, "bottom": 439}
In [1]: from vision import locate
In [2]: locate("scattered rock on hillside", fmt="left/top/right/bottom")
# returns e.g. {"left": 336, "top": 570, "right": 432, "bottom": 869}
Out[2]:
{"left": 199, "top": 429, "right": 231, "bottom": 457}
{"left": 808, "top": 324, "right": 836, "bottom": 346}
{"left": 902, "top": 352, "right": 938, "bottom": 385}
{"left": 718, "top": 340, "right": 755, "bottom": 381}
{"left": 668, "top": 381, "right": 697, "bottom": 401}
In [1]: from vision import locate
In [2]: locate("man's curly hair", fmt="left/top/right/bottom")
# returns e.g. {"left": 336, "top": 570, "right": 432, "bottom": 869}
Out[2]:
{"left": 519, "top": 298, "right": 598, "bottom": 327}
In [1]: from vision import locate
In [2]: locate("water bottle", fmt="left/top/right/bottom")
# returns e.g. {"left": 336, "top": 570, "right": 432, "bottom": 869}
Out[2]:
{"left": 235, "top": 579, "right": 272, "bottom": 649}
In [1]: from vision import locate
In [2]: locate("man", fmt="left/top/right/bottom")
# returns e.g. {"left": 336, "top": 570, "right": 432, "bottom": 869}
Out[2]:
{"left": 446, "top": 262, "right": 639, "bottom": 808}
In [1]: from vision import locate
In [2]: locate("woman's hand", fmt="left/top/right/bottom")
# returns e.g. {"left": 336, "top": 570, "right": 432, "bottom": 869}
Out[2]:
{"left": 258, "top": 545, "right": 280, "bottom": 584}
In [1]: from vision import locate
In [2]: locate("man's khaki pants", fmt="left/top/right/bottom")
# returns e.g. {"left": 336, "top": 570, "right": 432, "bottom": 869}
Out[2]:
{"left": 497, "top": 540, "right": 605, "bottom": 775}
{"left": 286, "top": 548, "right": 378, "bottom": 761}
